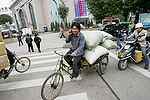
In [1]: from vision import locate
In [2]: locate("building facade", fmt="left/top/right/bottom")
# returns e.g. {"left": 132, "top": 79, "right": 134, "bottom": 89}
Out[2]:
{"left": 9, "top": 0, "right": 95, "bottom": 32}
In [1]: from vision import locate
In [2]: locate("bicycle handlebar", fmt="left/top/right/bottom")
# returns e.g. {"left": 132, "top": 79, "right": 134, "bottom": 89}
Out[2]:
{"left": 54, "top": 51, "right": 71, "bottom": 56}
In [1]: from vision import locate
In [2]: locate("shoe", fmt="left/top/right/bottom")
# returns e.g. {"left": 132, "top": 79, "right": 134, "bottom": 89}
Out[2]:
{"left": 144, "top": 65, "right": 149, "bottom": 69}
{"left": 71, "top": 77, "right": 77, "bottom": 82}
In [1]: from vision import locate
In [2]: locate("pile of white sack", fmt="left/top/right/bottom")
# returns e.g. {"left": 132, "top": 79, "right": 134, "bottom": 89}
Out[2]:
{"left": 62, "top": 31, "right": 117, "bottom": 65}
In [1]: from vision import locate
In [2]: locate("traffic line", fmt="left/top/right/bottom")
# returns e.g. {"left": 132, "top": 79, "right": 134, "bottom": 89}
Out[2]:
{"left": 0, "top": 75, "right": 82, "bottom": 91}
{"left": 29, "top": 55, "right": 58, "bottom": 60}
{"left": 109, "top": 51, "right": 150, "bottom": 79}
{"left": 19, "top": 49, "right": 68, "bottom": 57}
{"left": 10, "top": 65, "right": 56, "bottom": 76}
{"left": 31, "top": 59, "right": 58, "bottom": 65}
{"left": 55, "top": 92, "right": 88, "bottom": 100}
{"left": 129, "top": 64, "right": 150, "bottom": 78}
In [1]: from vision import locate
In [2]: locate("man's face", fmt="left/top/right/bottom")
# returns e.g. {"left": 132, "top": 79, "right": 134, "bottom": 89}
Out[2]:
{"left": 72, "top": 26, "right": 79, "bottom": 36}
{"left": 116, "top": 23, "right": 119, "bottom": 26}
{"left": 136, "top": 27, "right": 142, "bottom": 32}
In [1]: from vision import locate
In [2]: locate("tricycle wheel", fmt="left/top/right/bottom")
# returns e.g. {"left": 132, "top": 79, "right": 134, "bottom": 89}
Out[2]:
{"left": 118, "top": 60, "right": 128, "bottom": 70}
{"left": 97, "top": 55, "right": 109, "bottom": 75}
{"left": 41, "top": 72, "right": 64, "bottom": 100}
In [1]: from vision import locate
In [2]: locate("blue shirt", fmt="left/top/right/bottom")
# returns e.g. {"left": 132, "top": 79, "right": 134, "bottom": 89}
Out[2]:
{"left": 65, "top": 32, "right": 85, "bottom": 56}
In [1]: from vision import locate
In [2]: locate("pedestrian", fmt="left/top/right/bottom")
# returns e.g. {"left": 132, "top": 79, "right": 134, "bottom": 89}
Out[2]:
{"left": 59, "top": 27, "right": 65, "bottom": 38}
{"left": 128, "top": 23, "right": 149, "bottom": 69}
{"left": 114, "top": 20, "right": 125, "bottom": 51}
{"left": 25, "top": 34, "right": 34, "bottom": 52}
{"left": 128, "top": 20, "right": 138, "bottom": 35}
{"left": 17, "top": 33, "right": 23, "bottom": 46}
{"left": 34, "top": 34, "right": 41, "bottom": 52}
{"left": 64, "top": 22, "right": 85, "bottom": 82}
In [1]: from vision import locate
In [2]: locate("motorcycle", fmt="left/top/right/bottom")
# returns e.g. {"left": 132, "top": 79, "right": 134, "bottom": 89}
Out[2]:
{"left": 117, "top": 34, "right": 150, "bottom": 70}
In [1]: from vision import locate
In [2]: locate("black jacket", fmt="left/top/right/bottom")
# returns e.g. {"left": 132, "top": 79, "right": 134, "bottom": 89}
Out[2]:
{"left": 34, "top": 36, "right": 41, "bottom": 43}
{"left": 114, "top": 24, "right": 125, "bottom": 37}
{"left": 25, "top": 36, "right": 33, "bottom": 44}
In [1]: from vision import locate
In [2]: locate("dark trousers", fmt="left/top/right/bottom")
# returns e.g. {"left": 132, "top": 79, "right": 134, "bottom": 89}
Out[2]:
{"left": 7, "top": 55, "right": 14, "bottom": 66}
{"left": 60, "top": 32, "right": 65, "bottom": 38}
{"left": 18, "top": 40, "right": 23, "bottom": 46}
{"left": 64, "top": 49, "right": 82, "bottom": 77}
{"left": 36, "top": 42, "right": 41, "bottom": 52}
{"left": 27, "top": 43, "right": 34, "bottom": 52}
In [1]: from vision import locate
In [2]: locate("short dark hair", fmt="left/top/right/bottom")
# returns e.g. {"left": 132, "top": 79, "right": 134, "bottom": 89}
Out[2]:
{"left": 71, "top": 22, "right": 80, "bottom": 32}
{"left": 116, "top": 20, "right": 119, "bottom": 24}
{"left": 134, "top": 20, "right": 138, "bottom": 24}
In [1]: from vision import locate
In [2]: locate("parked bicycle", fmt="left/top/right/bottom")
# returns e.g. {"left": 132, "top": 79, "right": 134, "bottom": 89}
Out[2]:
{"left": 0, "top": 53, "right": 31, "bottom": 79}
{"left": 41, "top": 51, "right": 109, "bottom": 100}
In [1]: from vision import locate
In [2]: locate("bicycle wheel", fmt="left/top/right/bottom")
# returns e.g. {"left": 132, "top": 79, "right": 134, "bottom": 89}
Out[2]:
{"left": 41, "top": 72, "right": 64, "bottom": 100}
{"left": 97, "top": 55, "right": 109, "bottom": 75}
{"left": 15, "top": 57, "right": 31, "bottom": 73}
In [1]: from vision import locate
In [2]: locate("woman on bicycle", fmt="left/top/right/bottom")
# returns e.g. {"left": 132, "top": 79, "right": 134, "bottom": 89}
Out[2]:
{"left": 64, "top": 22, "right": 85, "bottom": 82}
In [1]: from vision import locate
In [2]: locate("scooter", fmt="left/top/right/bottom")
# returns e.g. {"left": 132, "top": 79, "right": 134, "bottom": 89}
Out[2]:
{"left": 117, "top": 35, "right": 150, "bottom": 70}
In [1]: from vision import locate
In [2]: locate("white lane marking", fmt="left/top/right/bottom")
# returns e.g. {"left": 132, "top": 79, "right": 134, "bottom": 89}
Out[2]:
{"left": 10, "top": 65, "right": 56, "bottom": 76}
{"left": 29, "top": 55, "right": 57, "bottom": 60}
{"left": 55, "top": 92, "right": 88, "bottom": 100}
{"left": 109, "top": 51, "right": 150, "bottom": 79}
{"left": 129, "top": 64, "right": 150, "bottom": 78}
{"left": 19, "top": 49, "right": 68, "bottom": 57}
{"left": 0, "top": 75, "right": 82, "bottom": 91}
{"left": 31, "top": 59, "right": 58, "bottom": 65}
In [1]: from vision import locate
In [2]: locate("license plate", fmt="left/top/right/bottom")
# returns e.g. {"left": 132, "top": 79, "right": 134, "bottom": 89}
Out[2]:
{"left": 118, "top": 52, "right": 124, "bottom": 56}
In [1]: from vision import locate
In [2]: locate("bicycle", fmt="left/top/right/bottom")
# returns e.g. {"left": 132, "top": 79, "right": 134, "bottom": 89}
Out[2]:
{"left": 41, "top": 51, "right": 109, "bottom": 100}
{"left": 0, "top": 53, "right": 31, "bottom": 79}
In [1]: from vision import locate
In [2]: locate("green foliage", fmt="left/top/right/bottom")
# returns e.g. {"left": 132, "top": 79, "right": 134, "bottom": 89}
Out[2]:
{"left": 58, "top": 6, "right": 69, "bottom": 20}
{"left": 58, "top": 6, "right": 69, "bottom": 29}
{"left": 85, "top": 0, "right": 150, "bottom": 21}
{"left": 60, "top": 22, "right": 64, "bottom": 28}
{"left": 0, "top": 14, "right": 13, "bottom": 25}
{"left": 51, "top": 22, "right": 54, "bottom": 31}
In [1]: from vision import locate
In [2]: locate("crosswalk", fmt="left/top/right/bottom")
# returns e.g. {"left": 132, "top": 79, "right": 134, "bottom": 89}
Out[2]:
{"left": 0, "top": 48, "right": 88, "bottom": 100}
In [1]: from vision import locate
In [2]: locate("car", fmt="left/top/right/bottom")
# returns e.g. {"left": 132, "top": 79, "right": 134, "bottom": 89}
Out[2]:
{"left": 98, "top": 23, "right": 116, "bottom": 36}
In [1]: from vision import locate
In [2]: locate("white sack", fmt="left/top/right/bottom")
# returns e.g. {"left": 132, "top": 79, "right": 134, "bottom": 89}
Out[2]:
{"left": 81, "top": 31, "right": 104, "bottom": 50}
{"left": 99, "top": 39, "right": 117, "bottom": 50}
{"left": 83, "top": 46, "right": 109, "bottom": 64}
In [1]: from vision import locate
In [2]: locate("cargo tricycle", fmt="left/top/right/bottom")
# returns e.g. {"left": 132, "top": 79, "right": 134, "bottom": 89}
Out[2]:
{"left": 41, "top": 50, "right": 109, "bottom": 100}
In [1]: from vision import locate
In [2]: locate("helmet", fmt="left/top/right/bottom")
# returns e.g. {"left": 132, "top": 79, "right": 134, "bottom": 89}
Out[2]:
{"left": 135, "top": 23, "right": 143, "bottom": 28}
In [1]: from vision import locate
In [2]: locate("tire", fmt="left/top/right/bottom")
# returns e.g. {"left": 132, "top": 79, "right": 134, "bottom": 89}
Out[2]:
{"left": 41, "top": 72, "right": 64, "bottom": 100}
{"left": 97, "top": 55, "right": 109, "bottom": 75}
{"left": 15, "top": 57, "right": 31, "bottom": 73}
{"left": 118, "top": 60, "right": 128, "bottom": 70}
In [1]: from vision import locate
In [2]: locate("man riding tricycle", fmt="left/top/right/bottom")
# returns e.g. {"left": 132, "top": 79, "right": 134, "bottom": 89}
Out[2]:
{"left": 41, "top": 22, "right": 111, "bottom": 100}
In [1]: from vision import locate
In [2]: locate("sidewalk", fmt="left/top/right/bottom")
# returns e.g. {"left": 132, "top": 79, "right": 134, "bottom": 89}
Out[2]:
{"left": 5, "top": 32, "right": 65, "bottom": 54}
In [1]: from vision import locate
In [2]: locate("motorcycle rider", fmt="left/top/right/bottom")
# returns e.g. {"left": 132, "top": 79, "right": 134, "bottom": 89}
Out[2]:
{"left": 128, "top": 23, "right": 149, "bottom": 69}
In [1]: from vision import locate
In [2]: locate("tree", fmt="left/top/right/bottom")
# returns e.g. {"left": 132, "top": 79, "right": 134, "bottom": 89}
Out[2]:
{"left": 0, "top": 14, "right": 12, "bottom": 25}
{"left": 85, "top": 0, "right": 150, "bottom": 21}
{"left": 58, "top": 6, "right": 69, "bottom": 29}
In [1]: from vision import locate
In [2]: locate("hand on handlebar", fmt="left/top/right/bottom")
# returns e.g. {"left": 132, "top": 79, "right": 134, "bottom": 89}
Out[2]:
{"left": 71, "top": 52, "right": 76, "bottom": 57}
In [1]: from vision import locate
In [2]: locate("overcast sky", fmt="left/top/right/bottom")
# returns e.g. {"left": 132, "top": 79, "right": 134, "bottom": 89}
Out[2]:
{"left": 0, "top": 0, "right": 9, "bottom": 7}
